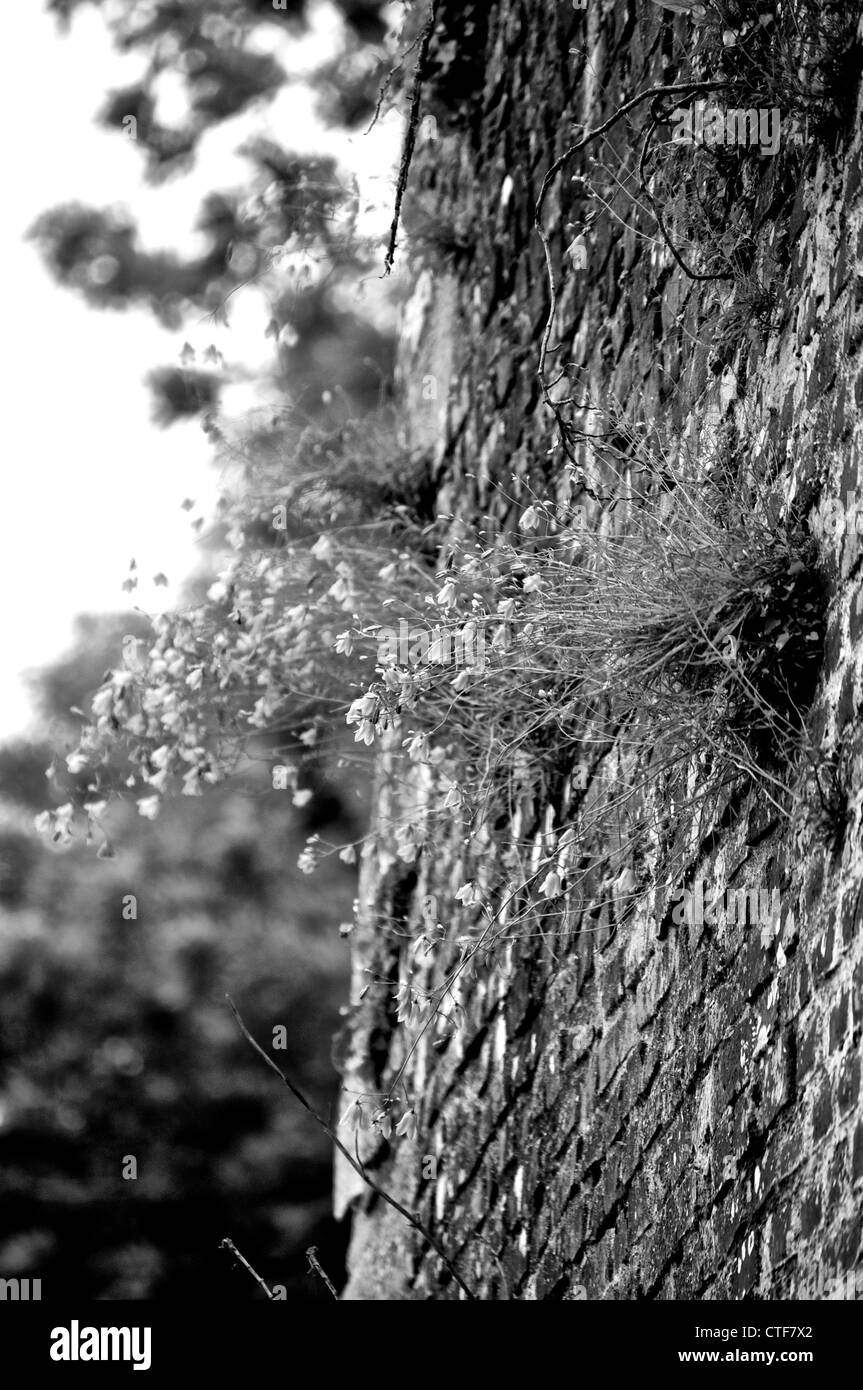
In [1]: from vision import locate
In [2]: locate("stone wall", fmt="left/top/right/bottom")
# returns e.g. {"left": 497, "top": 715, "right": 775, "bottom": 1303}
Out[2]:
{"left": 336, "top": 0, "right": 863, "bottom": 1300}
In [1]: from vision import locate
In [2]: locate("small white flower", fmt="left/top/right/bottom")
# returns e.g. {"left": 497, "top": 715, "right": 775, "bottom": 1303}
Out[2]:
{"left": 90, "top": 691, "right": 111, "bottom": 724}
{"left": 340, "top": 1100, "right": 366, "bottom": 1132}
{"left": 395, "top": 1108, "right": 417, "bottom": 1140}
{"left": 451, "top": 668, "right": 471, "bottom": 693}
{"left": 292, "top": 789, "right": 313, "bottom": 807}
{"left": 206, "top": 580, "right": 228, "bottom": 603}
{"left": 335, "top": 631, "right": 353, "bottom": 656}
{"left": 497, "top": 597, "right": 517, "bottom": 620}
{"left": 612, "top": 866, "right": 637, "bottom": 904}
{"left": 519, "top": 504, "right": 541, "bottom": 532}
{"left": 182, "top": 768, "right": 202, "bottom": 797}
{"left": 137, "top": 795, "right": 161, "bottom": 820}
{"left": 539, "top": 870, "right": 563, "bottom": 899}
{"left": 395, "top": 823, "right": 420, "bottom": 864}
{"left": 339, "top": 844, "right": 357, "bottom": 865}
{"left": 523, "top": 572, "right": 544, "bottom": 594}
{"left": 186, "top": 667, "right": 204, "bottom": 690}
{"left": 455, "top": 881, "right": 482, "bottom": 906}
{"left": 311, "top": 534, "right": 335, "bottom": 562}
{"left": 395, "top": 980, "right": 412, "bottom": 1023}
{"left": 65, "top": 750, "right": 89, "bottom": 774}
{"left": 327, "top": 576, "right": 351, "bottom": 603}
{"left": 436, "top": 579, "right": 457, "bottom": 608}
{"left": 566, "top": 234, "right": 588, "bottom": 266}
{"left": 404, "top": 732, "right": 429, "bottom": 762}
{"left": 373, "top": 1109, "right": 393, "bottom": 1139}
{"left": 298, "top": 846, "right": 318, "bottom": 875}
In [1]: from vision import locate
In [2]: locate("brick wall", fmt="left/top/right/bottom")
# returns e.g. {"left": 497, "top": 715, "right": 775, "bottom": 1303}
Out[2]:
{"left": 336, "top": 0, "right": 863, "bottom": 1300}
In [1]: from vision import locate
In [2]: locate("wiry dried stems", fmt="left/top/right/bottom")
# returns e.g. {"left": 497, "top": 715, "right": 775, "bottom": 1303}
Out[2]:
{"left": 226, "top": 995, "right": 476, "bottom": 1300}
{"left": 533, "top": 78, "right": 734, "bottom": 455}
{"left": 637, "top": 117, "right": 733, "bottom": 283}
{"left": 219, "top": 1237, "right": 276, "bottom": 1300}
{"left": 306, "top": 1246, "right": 339, "bottom": 1300}
{"left": 384, "top": 2, "right": 439, "bottom": 276}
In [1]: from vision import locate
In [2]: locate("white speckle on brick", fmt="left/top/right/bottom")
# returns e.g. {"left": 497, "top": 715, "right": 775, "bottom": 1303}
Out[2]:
{"left": 495, "top": 1012, "right": 507, "bottom": 1065}
{"left": 435, "top": 1173, "right": 448, "bottom": 1223}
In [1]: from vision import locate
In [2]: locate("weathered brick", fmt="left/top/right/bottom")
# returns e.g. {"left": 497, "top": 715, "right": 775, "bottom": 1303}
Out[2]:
{"left": 338, "top": 0, "right": 863, "bottom": 1303}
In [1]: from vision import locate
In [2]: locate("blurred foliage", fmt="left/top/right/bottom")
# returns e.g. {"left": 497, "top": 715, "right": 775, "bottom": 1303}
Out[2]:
{"left": 9, "top": 0, "right": 410, "bottom": 1298}
{"left": 0, "top": 617, "right": 364, "bottom": 1299}
{"left": 147, "top": 365, "right": 222, "bottom": 425}
{"left": 33, "top": 0, "right": 400, "bottom": 420}
{"left": 48, "top": 0, "right": 388, "bottom": 171}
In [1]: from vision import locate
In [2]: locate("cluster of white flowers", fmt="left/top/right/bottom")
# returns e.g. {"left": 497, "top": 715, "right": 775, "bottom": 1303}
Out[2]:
{"left": 34, "top": 491, "right": 426, "bottom": 844}
{"left": 32, "top": 454, "right": 596, "bottom": 1064}
{"left": 340, "top": 1096, "right": 417, "bottom": 1141}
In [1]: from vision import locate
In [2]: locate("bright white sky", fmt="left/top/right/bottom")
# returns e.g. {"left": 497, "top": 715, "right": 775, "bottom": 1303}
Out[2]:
{"left": 0, "top": 1, "right": 400, "bottom": 740}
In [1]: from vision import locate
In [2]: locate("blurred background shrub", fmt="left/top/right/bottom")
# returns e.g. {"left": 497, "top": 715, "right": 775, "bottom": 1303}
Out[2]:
{"left": 0, "top": 614, "right": 366, "bottom": 1299}
{"left": 1, "top": 0, "right": 408, "bottom": 1300}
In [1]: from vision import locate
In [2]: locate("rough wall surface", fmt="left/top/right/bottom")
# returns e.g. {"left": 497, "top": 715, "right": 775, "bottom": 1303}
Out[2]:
{"left": 336, "top": 0, "right": 863, "bottom": 1300}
